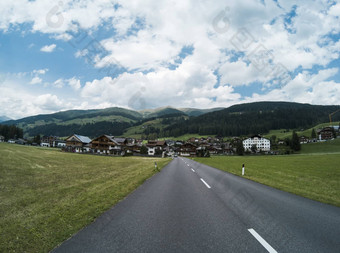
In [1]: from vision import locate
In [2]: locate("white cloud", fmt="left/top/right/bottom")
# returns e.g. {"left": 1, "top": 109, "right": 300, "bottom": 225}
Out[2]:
{"left": 68, "top": 77, "right": 81, "bottom": 90}
{"left": 244, "top": 67, "right": 340, "bottom": 105}
{"left": 29, "top": 76, "right": 42, "bottom": 85}
{"left": 75, "top": 49, "right": 88, "bottom": 58}
{"left": 33, "top": 94, "right": 64, "bottom": 111}
{"left": 0, "top": 0, "right": 340, "bottom": 118}
{"left": 219, "top": 59, "right": 266, "bottom": 86}
{"left": 53, "top": 78, "right": 64, "bottom": 88}
{"left": 99, "top": 32, "right": 182, "bottom": 71}
{"left": 329, "top": 3, "right": 340, "bottom": 17}
{"left": 0, "top": 79, "right": 71, "bottom": 119}
{"left": 53, "top": 77, "right": 81, "bottom": 90}
{"left": 81, "top": 60, "right": 240, "bottom": 110}
{"left": 33, "top": 68, "right": 48, "bottom": 75}
{"left": 40, "top": 44, "right": 56, "bottom": 52}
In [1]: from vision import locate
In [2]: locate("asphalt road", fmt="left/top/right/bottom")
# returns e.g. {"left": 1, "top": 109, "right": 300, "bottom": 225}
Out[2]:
{"left": 52, "top": 157, "right": 340, "bottom": 253}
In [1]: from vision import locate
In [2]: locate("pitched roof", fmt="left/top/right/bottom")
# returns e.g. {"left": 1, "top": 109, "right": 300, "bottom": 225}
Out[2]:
{"left": 90, "top": 135, "right": 119, "bottom": 145}
{"left": 74, "top": 134, "right": 92, "bottom": 144}
{"left": 105, "top": 135, "right": 119, "bottom": 145}
{"left": 114, "top": 137, "right": 126, "bottom": 143}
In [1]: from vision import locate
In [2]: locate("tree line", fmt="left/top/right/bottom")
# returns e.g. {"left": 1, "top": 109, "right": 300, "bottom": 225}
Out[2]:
{"left": 27, "top": 121, "right": 132, "bottom": 138}
{"left": 0, "top": 125, "right": 23, "bottom": 140}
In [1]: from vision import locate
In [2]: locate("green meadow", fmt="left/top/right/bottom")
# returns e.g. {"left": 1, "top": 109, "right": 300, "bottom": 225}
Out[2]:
{"left": 263, "top": 121, "right": 340, "bottom": 140}
{"left": 0, "top": 143, "right": 170, "bottom": 253}
{"left": 300, "top": 138, "right": 340, "bottom": 154}
{"left": 194, "top": 153, "right": 340, "bottom": 207}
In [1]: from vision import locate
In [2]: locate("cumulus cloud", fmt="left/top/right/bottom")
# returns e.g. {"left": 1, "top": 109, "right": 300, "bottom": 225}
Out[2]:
{"left": 40, "top": 44, "right": 56, "bottom": 52}
{"left": 0, "top": 80, "right": 71, "bottom": 119}
{"left": 29, "top": 77, "right": 42, "bottom": 85}
{"left": 53, "top": 77, "right": 81, "bottom": 90}
{"left": 33, "top": 94, "right": 64, "bottom": 111}
{"left": 81, "top": 60, "right": 240, "bottom": 110}
{"left": 33, "top": 68, "right": 48, "bottom": 75}
{"left": 0, "top": 0, "right": 339, "bottom": 118}
{"left": 68, "top": 77, "right": 81, "bottom": 90}
{"left": 244, "top": 67, "right": 340, "bottom": 105}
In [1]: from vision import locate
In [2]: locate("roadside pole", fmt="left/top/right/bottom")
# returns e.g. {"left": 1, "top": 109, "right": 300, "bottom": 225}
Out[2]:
{"left": 242, "top": 164, "right": 245, "bottom": 176}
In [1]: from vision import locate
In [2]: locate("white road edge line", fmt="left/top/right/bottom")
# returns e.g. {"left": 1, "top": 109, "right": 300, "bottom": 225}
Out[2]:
{"left": 191, "top": 168, "right": 195, "bottom": 172}
{"left": 248, "top": 228, "right": 278, "bottom": 253}
{"left": 200, "top": 178, "right": 211, "bottom": 189}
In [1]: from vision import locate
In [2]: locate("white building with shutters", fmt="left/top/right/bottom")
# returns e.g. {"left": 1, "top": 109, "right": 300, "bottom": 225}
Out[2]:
{"left": 243, "top": 135, "right": 270, "bottom": 151}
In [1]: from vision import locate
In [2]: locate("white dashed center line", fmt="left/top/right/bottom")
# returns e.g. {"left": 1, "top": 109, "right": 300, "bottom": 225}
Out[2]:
{"left": 248, "top": 228, "right": 277, "bottom": 253}
{"left": 191, "top": 168, "right": 195, "bottom": 172}
{"left": 200, "top": 178, "right": 211, "bottom": 189}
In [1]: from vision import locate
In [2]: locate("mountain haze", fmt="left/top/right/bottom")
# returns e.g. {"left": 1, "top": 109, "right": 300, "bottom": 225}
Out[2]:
{"left": 0, "top": 116, "right": 11, "bottom": 123}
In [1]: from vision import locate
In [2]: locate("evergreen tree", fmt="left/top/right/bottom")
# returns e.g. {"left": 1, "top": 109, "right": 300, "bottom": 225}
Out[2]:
{"left": 331, "top": 127, "right": 336, "bottom": 138}
{"left": 33, "top": 135, "right": 41, "bottom": 144}
{"left": 290, "top": 131, "right": 301, "bottom": 151}
{"left": 311, "top": 128, "right": 316, "bottom": 139}
{"left": 236, "top": 141, "right": 244, "bottom": 155}
{"left": 140, "top": 145, "right": 148, "bottom": 155}
{"left": 270, "top": 135, "right": 277, "bottom": 144}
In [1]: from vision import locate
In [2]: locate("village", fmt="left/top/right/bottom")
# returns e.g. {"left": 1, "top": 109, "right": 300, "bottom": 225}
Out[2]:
{"left": 1, "top": 126, "right": 338, "bottom": 157}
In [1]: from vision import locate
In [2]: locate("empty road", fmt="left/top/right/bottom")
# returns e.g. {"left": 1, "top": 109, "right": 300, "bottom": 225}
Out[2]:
{"left": 52, "top": 157, "right": 340, "bottom": 253}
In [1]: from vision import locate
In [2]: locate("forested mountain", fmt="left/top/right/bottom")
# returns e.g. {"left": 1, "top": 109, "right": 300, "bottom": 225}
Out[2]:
{"left": 161, "top": 102, "right": 340, "bottom": 137}
{"left": 2, "top": 102, "right": 339, "bottom": 138}
{"left": 1, "top": 106, "right": 221, "bottom": 137}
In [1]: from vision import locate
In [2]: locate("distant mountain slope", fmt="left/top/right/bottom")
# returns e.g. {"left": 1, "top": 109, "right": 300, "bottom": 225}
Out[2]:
{"left": 2, "top": 106, "right": 221, "bottom": 137}
{"left": 139, "top": 107, "right": 186, "bottom": 118}
{"left": 3, "top": 102, "right": 340, "bottom": 138}
{"left": 177, "top": 107, "right": 224, "bottom": 116}
{"left": 0, "top": 116, "right": 11, "bottom": 123}
{"left": 139, "top": 106, "right": 223, "bottom": 117}
{"left": 162, "top": 102, "right": 340, "bottom": 137}
{"left": 2, "top": 107, "right": 144, "bottom": 137}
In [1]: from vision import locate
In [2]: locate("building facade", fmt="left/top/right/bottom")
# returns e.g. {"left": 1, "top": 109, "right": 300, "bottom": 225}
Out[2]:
{"left": 65, "top": 134, "right": 92, "bottom": 153}
{"left": 243, "top": 135, "right": 270, "bottom": 151}
{"left": 90, "top": 135, "right": 123, "bottom": 155}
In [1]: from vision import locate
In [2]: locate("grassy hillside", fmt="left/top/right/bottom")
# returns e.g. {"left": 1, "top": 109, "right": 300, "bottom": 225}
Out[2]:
{"left": 139, "top": 107, "right": 185, "bottom": 118}
{"left": 264, "top": 121, "right": 340, "bottom": 140}
{"left": 122, "top": 118, "right": 166, "bottom": 138}
{"left": 4, "top": 107, "right": 144, "bottom": 138}
{"left": 177, "top": 107, "right": 224, "bottom": 116}
{"left": 194, "top": 154, "right": 340, "bottom": 207}
{"left": 0, "top": 143, "right": 170, "bottom": 252}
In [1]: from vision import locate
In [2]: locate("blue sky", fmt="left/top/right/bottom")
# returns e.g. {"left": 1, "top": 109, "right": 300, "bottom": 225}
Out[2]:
{"left": 0, "top": 0, "right": 339, "bottom": 119}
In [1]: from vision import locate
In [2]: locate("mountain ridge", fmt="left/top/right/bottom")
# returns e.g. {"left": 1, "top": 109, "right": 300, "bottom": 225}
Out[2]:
{"left": 0, "top": 116, "right": 12, "bottom": 123}
{"left": 2, "top": 102, "right": 340, "bottom": 138}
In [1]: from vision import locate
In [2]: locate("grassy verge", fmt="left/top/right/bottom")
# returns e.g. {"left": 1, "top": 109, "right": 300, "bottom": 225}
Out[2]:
{"left": 194, "top": 154, "right": 340, "bottom": 207}
{"left": 0, "top": 143, "right": 170, "bottom": 253}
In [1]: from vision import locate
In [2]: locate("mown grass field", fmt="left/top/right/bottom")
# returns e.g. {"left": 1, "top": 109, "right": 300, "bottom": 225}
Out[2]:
{"left": 194, "top": 153, "right": 340, "bottom": 207}
{"left": 300, "top": 138, "right": 340, "bottom": 154}
{"left": 0, "top": 143, "right": 170, "bottom": 253}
